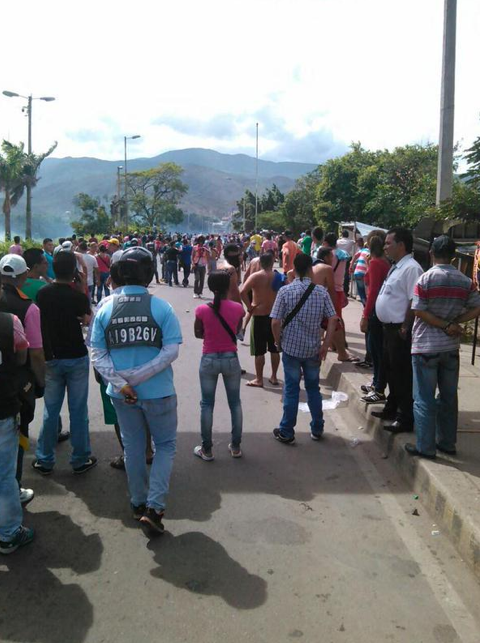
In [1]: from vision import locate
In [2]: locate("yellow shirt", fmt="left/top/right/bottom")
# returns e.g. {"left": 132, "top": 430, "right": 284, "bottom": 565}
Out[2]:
{"left": 251, "top": 234, "right": 262, "bottom": 252}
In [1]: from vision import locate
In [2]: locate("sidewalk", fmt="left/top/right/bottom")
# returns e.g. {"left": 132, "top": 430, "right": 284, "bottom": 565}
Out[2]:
{"left": 322, "top": 296, "right": 480, "bottom": 579}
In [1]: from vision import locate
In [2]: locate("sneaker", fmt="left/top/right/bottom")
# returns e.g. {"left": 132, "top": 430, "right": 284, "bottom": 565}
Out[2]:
{"left": 194, "top": 445, "right": 214, "bottom": 461}
{"left": 57, "top": 430, "right": 70, "bottom": 443}
{"left": 19, "top": 488, "right": 35, "bottom": 507}
{"left": 361, "top": 391, "right": 386, "bottom": 404}
{"left": 31, "top": 460, "right": 53, "bottom": 476}
{"left": 273, "top": 428, "right": 295, "bottom": 444}
{"left": 73, "top": 456, "right": 98, "bottom": 475}
{"left": 360, "top": 384, "right": 374, "bottom": 394}
{"left": 228, "top": 443, "right": 242, "bottom": 458}
{"left": 110, "top": 455, "right": 125, "bottom": 470}
{"left": 140, "top": 508, "right": 165, "bottom": 534}
{"left": 310, "top": 433, "right": 323, "bottom": 441}
{"left": 131, "top": 503, "right": 147, "bottom": 521}
{"left": 0, "top": 526, "right": 35, "bottom": 555}
{"left": 236, "top": 328, "right": 245, "bottom": 342}
{"left": 193, "top": 294, "right": 199, "bottom": 299}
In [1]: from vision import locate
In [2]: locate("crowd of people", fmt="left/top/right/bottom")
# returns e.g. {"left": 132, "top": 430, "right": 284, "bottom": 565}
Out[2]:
{"left": 1, "top": 225, "right": 479, "bottom": 554}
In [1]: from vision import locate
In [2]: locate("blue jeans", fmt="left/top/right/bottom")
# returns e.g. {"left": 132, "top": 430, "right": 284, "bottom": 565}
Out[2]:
{"left": 112, "top": 395, "right": 177, "bottom": 512}
{"left": 97, "top": 272, "right": 110, "bottom": 301}
{"left": 279, "top": 353, "right": 324, "bottom": 438}
{"left": 412, "top": 351, "right": 459, "bottom": 456}
{"left": 200, "top": 352, "right": 242, "bottom": 450}
{"left": 36, "top": 356, "right": 91, "bottom": 469}
{"left": 0, "top": 416, "right": 22, "bottom": 541}
{"left": 355, "top": 276, "right": 367, "bottom": 305}
{"left": 166, "top": 261, "right": 178, "bottom": 286}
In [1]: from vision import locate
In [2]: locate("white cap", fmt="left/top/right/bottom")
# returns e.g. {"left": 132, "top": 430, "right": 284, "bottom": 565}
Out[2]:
{"left": 62, "top": 241, "right": 73, "bottom": 251}
{"left": 0, "top": 254, "right": 29, "bottom": 277}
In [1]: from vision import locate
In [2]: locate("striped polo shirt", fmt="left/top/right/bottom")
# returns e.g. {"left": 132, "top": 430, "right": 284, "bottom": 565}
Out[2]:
{"left": 411, "top": 264, "right": 480, "bottom": 354}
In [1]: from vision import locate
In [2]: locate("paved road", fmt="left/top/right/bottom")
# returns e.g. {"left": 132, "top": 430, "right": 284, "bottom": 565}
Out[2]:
{"left": 2, "top": 282, "right": 480, "bottom": 643}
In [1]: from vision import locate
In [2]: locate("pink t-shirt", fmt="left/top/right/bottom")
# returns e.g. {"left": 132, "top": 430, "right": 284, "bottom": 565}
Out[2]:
{"left": 24, "top": 303, "right": 43, "bottom": 349}
{"left": 9, "top": 244, "right": 23, "bottom": 255}
{"left": 12, "top": 315, "right": 29, "bottom": 351}
{"left": 196, "top": 300, "right": 245, "bottom": 354}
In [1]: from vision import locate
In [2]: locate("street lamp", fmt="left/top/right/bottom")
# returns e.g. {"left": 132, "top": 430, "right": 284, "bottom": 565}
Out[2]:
{"left": 2, "top": 90, "right": 55, "bottom": 239}
{"left": 116, "top": 165, "right": 123, "bottom": 227}
{"left": 124, "top": 134, "right": 141, "bottom": 231}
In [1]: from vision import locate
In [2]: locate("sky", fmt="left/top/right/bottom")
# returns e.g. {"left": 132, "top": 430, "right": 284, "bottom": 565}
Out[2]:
{"left": 1, "top": 0, "right": 479, "bottom": 167}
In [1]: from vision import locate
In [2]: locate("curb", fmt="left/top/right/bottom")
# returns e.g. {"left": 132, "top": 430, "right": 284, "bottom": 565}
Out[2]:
{"left": 322, "top": 353, "right": 480, "bottom": 580}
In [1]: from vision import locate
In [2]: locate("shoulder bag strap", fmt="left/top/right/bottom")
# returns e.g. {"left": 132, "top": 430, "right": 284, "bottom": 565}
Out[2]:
{"left": 207, "top": 303, "right": 237, "bottom": 344}
{"left": 282, "top": 283, "right": 315, "bottom": 329}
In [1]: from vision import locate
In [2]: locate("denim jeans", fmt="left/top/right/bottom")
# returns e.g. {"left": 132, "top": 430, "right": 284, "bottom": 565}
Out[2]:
{"left": 199, "top": 352, "right": 242, "bottom": 450}
{"left": 0, "top": 416, "right": 22, "bottom": 541}
{"left": 279, "top": 352, "right": 324, "bottom": 438}
{"left": 112, "top": 395, "right": 177, "bottom": 512}
{"left": 193, "top": 265, "right": 206, "bottom": 295}
{"left": 355, "top": 276, "right": 367, "bottom": 305}
{"left": 36, "top": 356, "right": 91, "bottom": 469}
{"left": 412, "top": 351, "right": 459, "bottom": 456}
{"left": 88, "top": 284, "right": 95, "bottom": 302}
{"left": 97, "top": 272, "right": 110, "bottom": 301}
{"left": 166, "top": 260, "right": 179, "bottom": 286}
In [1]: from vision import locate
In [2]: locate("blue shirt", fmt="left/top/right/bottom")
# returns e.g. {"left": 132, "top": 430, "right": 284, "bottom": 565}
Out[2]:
{"left": 90, "top": 286, "right": 183, "bottom": 399}
{"left": 179, "top": 245, "right": 193, "bottom": 266}
{"left": 45, "top": 251, "right": 55, "bottom": 280}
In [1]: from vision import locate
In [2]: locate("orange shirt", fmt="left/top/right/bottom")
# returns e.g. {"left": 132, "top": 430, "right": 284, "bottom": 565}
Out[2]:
{"left": 282, "top": 240, "right": 300, "bottom": 273}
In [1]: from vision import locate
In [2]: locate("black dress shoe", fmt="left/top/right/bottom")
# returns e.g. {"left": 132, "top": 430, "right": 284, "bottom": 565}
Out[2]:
{"left": 404, "top": 443, "right": 436, "bottom": 459}
{"left": 371, "top": 410, "right": 396, "bottom": 421}
{"left": 383, "top": 421, "right": 413, "bottom": 434}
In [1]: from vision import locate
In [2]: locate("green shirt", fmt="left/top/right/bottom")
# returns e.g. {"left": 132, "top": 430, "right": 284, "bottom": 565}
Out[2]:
{"left": 300, "top": 235, "right": 312, "bottom": 255}
{"left": 22, "top": 278, "right": 47, "bottom": 302}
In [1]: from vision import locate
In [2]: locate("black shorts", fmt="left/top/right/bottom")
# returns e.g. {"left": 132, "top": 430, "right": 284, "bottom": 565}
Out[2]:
{"left": 250, "top": 315, "right": 278, "bottom": 356}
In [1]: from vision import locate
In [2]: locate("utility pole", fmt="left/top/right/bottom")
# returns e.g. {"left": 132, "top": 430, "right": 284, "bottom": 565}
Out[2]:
{"left": 254, "top": 122, "right": 259, "bottom": 231}
{"left": 436, "top": 0, "right": 457, "bottom": 206}
{"left": 25, "top": 95, "right": 33, "bottom": 240}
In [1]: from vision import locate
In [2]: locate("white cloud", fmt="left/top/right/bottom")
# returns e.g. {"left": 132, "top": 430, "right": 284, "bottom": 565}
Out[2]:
{"left": 1, "top": 0, "right": 479, "bottom": 164}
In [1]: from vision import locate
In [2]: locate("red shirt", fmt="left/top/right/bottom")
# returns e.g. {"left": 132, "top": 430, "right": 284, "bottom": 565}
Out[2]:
{"left": 364, "top": 258, "right": 390, "bottom": 318}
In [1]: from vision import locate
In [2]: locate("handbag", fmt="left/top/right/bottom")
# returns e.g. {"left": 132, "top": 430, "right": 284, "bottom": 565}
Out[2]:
{"left": 207, "top": 303, "right": 237, "bottom": 344}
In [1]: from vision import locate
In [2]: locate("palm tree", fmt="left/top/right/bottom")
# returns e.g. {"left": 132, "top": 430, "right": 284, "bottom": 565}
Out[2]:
{"left": 0, "top": 141, "right": 27, "bottom": 241}
{"left": 0, "top": 140, "right": 57, "bottom": 240}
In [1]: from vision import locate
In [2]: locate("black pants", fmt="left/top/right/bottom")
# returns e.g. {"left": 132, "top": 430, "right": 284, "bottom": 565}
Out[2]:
{"left": 368, "top": 313, "right": 386, "bottom": 393}
{"left": 194, "top": 265, "right": 206, "bottom": 295}
{"left": 182, "top": 264, "right": 191, "bottom": 286}
{"left": 382, "top": 323, "right": 414, "bottom": 427}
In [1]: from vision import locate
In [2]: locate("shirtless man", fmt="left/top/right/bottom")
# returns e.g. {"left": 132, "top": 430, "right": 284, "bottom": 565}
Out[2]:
{"left": 221, "top": 243, "right": 242, "bottom": 303}
{"left": 240, "top": 253, "right": 280, "bottom": 387}
{"left": 312, "top": 247, "right": 356, "bottom": 362}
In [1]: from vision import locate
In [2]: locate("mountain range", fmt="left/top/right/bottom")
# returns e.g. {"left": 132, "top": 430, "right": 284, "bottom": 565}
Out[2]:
{"left": 24, "top": 148, "right": 318, "bottom": 230}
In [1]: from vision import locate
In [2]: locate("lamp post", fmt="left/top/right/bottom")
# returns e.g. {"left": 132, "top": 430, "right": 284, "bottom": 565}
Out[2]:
{"left": 2, "top": 90, "right": 55, "bottom": 239}
{"left": 124, "top": 134, "right": 141, "bottom": 231}
{"left": 254, "top": 122, "right": 259, "bottom": 231}
{"left": 116, "top": 165, "right": 123, "bottom": 226}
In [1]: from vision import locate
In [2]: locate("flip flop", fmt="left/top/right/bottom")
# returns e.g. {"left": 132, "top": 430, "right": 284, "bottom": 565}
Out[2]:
{"left": 268, "top": 379, "right": 279, "bottom": 386}
{"left": 246, "top": 381, "right": 264, "bottom": 388}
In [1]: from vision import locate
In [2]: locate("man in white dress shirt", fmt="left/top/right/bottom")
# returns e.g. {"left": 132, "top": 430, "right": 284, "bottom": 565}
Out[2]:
{"left": 374, "top": 228, "right": 423, "bottom": 433}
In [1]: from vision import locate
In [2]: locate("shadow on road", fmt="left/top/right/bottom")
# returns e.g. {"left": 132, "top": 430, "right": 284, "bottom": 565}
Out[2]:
{"left": 148, "top": 531, "right": 268, "bottom": 609}
{"left": 0, "top": 511, "right": 102, "bottom": 643}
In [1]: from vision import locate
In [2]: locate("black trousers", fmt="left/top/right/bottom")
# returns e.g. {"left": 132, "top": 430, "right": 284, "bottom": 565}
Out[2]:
{"left": 193, "top": 265, "right": 206, "bottom": 295}
{"left": 382, "top": 323, "right": 414, "bottom": 427}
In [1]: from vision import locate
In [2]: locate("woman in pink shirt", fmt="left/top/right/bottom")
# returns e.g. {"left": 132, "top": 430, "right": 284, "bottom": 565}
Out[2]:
{"left": 194, "top": 271, "right": 245, "bottom": 461}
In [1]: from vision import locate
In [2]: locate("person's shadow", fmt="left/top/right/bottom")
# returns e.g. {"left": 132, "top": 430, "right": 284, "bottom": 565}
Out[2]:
{"left": 148, "top": 531, "right": 267, "bottom": 609}
{"left": 0, "top": 511, "right": 103, "bottom": 643}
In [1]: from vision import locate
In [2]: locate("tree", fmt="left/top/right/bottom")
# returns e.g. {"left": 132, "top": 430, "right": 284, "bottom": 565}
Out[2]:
{"left": 128, "top": 162, "right": 188, "bottom": 229}
{"left": 234, "top": 185, "right": 285, "bottom": 232}
{"left": 0, "top": 141, "right": 27, "bottom": 240}
{"left": 71, "top": 193, "right": 113, "bottom": 236}
{"left": 462, "top": 129, "right": 480, "bottom": 189}
{"left": 0, "top": 139, "right": 57, "bottom": 240}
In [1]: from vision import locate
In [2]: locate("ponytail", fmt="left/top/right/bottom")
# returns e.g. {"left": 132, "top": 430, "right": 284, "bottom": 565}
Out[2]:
{"left": 207, "top": 270, "right": 230, "bottom": 312}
